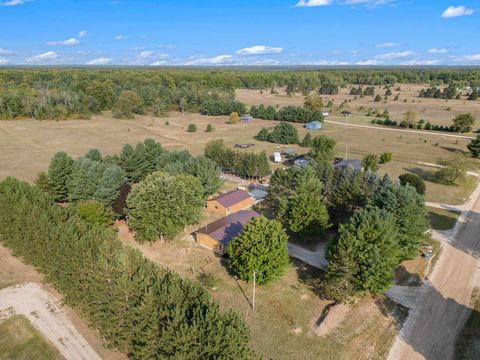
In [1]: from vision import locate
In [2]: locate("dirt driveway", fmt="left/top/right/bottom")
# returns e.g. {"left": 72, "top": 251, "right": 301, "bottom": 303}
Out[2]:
{"left": 388, "top": 178, "right": 480, "bottom": 360}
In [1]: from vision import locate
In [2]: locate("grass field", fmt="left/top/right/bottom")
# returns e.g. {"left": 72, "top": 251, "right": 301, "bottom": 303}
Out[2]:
{"left": 428, "top": 207, "right": 460, "bottom": 230}
{"left": 0, "top": 316, "right": 63, "bottom": 360}
{"left": 455, "top": 288, "right": 480, "bottom": 359}
{"left": 236, "top": 84, "right": 480, "bottom": 128}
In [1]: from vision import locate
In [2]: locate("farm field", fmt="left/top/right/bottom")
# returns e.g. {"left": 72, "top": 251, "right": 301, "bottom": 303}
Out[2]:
{"left": 1, "top": 109, "right": 478, "bottom": 205}
{"left": 0, "top": 315, "right": 63, "bottom": 360}
{"left": 236, "top": 84, "right": 480, "bottom": 128}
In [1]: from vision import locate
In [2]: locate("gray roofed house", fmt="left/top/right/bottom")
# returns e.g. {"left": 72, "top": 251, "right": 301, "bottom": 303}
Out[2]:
{"left": 195, "top": 210, "right": 260, "bottom": 254}
{"left": 333, "top": 159, "right": 363, "bottom": 171}
{"left": 240, "top": 114, "right": 253, "bottom": 123}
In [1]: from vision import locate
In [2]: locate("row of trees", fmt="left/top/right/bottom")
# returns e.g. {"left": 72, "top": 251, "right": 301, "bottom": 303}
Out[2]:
{"left": 249, "top": 104, "right": 324, "bottom": 123}
{"left": 0, "top": 178, "right": 255, "bottom": 358}
{"left": 419, "top": 85, "right": 458, "bottom": 99}
{"left": 204, "top": 139, "right": 270, "bottom": 178}
{"left": 349, "top": 86, "right": 376, "bottom": 96}
{"left": 256, "top": 122, "right": 299, "bottom": 144}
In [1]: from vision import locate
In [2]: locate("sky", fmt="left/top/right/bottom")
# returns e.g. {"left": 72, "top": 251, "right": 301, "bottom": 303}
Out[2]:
{"left": 0, "top": 0, "right": 479, "bottom": 66}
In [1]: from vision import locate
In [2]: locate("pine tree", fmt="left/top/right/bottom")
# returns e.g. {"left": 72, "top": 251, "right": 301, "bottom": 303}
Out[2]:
{"left": 309, "top": 135, "right": 336, "bottom": 163}
{"left": 182, "top": 156, "right": 224, "bottom": 197}
{"left": 85, "top": 148, "right": 102, "bottom": 162}
{"left": 47, "top": 151, "right": 74, "bottom": 201}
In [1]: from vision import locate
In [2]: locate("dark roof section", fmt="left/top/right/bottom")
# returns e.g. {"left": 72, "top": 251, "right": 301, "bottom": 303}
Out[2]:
{"left": 211, "top": 189, "right": 251, "bottom": 208}
{"left": 333, "top": 159, "right": 362, "bottom": 170}
{"left": 196, "top": 210, "right": 260, "bottom": 246}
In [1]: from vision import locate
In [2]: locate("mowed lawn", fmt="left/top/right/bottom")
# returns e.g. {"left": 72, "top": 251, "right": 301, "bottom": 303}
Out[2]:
{"left": 0, "top": 316, "right": 63, "bottom": 360}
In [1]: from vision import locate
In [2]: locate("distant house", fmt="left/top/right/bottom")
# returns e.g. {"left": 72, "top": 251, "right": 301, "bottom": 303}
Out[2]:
{"left": 304, "top": 121, "right": 322, "bottom": 130}
{"left": 195, "top": 210, "right": 260, "bottom": 254}
{"left": 294, "top": 159, "right": 310, "bottom": 169}
{"left": 240, "top": 114, "right": 253, "bottom": 123}
{"left": 322, "top": 111, "right": 329, "bottom": 117}
{"left": 207, "top": 189, "right": 253, "bottom": 216}
{"left": 333, "top": 159, "right": 362, "bottom": 171}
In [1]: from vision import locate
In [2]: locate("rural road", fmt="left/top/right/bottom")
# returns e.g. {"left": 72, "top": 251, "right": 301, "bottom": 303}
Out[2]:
{"left": 325, "top": 119, "right": 476, "bottom": 139}
{"left": 0, "top": 283, "right": 101, "bottom": 360}
{"left": 388, "top": 176, "right": 480, "bottom": 360}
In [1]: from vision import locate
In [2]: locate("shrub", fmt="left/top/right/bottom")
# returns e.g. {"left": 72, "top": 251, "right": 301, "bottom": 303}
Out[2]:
{"left": 374, "top": 95, "right": 382, "bottom": 102}
{"left": 398, "top": 173, "right": 426, "bottom": 195}
{"left": 362, "top": 154, "right": 380, "bottom": 172}
{"left": 76, "top": 200, "right": 113, "bottom": 227}
{"left": 205, "top": 124, "right": 213, "bottom": 132}
{"left": 256, "top": 128, "right": 270, "bottom": 141}
{"left": 187, "top": 123, "right": 197, "bottom": 132}
{"left": 228, "top": 112, "right": 239, "bottom": 124}
{"left": 452, "top": 113, "right": 475, "bottom": 133}
{"left": 380, "top": 152, "right": 392, "bottom": 164}
{"left": 467, "top": 135, "right": 480, "bottom": 158}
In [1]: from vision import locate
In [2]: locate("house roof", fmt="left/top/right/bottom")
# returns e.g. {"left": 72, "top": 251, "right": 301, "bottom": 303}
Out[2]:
{"left": 333, "top": 159, "right": 362, "bottom": 170}
{"left": 210, "top": 189, "right": 251, "bottom": 208}
{"left": 196, "top": 210, "right": 260, "bottom": 246}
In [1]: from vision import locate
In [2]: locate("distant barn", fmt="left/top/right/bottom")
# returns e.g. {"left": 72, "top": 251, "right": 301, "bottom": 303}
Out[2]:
{"left": 194, "top": 210, "right": 260, "bottom": 254}
{"left": 304, "top": 121, "right": 322, "bottom": 130}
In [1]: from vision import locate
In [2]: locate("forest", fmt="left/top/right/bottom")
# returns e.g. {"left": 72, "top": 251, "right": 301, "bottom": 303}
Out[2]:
{"left": 1, "top": 67, "right": 480, "bottom": 120}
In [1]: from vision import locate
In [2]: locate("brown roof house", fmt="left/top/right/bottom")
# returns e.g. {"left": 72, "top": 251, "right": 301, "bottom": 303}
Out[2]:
{"left": 195, "top": 210, "right": 260, "bottom": 254}
{"left": 207, "top": 189, "right": 253, "bottom": 216}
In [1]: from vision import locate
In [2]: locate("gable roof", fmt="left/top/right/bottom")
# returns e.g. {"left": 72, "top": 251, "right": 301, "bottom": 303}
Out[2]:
{"left": 334, "top": 159, "right": 362, "bottom": 170}
{"left": 196, "top": 210, "right": 260, "bottom": 246}
{"left": 210, "top": 189, "right": 251, "bottom": 208}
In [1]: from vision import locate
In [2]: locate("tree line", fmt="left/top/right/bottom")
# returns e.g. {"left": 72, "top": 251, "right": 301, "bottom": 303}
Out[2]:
{"left": 249, "top": 104, "right": 324, "bottom": 123}
{"left": 0, "top": 178, "right": 255, "bottom": 359}
{"left": 2, "top": 68, "right": 480, "bottom": 120}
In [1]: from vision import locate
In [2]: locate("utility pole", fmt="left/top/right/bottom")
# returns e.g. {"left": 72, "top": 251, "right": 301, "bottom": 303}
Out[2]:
{"left": 252, "top": 271, "right": 256, "bottom": 310}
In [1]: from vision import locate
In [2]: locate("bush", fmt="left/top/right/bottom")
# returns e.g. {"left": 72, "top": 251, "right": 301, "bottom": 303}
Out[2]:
{"left": 362, "top": 154, "right": 380, "bottom": 172}
{"left": 228, "top": 112, "right": 239, "bottom": 124}
{"left": 256, "top": 128, "right": 270, "bottom": 141}
{"left": 398, "top": 173, "right": 426, "bottom": 195}
{"left": 205, "top": 123, "right": 213, "bottom": 132}
{"left": 76, "top": 200, "right": 113, "bottom": 227}
{"left": 467, "top": 135, "right": 480, "bottom": 158}
{"left": 435, "top": 159, "right": 467, "bottom": 185}
{"left": 380, "top": 152, "right": 392, "bottom": 164}
{"left": 187, "top": 123, "right": 197, "bottom": 132}
{"left": 228, "top": 216, "right": 290, "bottom": 285}
{"left": 374, "top": 95, "right": 382, "bottom": 102}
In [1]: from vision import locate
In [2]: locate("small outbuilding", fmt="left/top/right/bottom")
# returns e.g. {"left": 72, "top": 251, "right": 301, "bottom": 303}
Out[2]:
{"left": 322, "top": 111, "right": 329, "bottom": 117}
{"left": 240, "top": 114, "right": 253, "bottom": 123}
{"left": 273, "top": 152, "right": 282, "bottom": 163}
{"left": 304, "top": 121, "right": 323, "bottom": 130}
{"left": 207, "top": 189, "right": 253, "bottom": 216}
{"left": 195, "top": 210, "right": 260, "bottom": 254}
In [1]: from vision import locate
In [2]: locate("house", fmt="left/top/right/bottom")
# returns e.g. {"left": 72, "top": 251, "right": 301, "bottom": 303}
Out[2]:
{"left": 240, "top": 114, "right": 253, "bottom": 123}
{"left": 333, "top": 159, "right": 362, "bottom": 171}
{"left": 195, "top": 210, "right": 260, "bottom": 254}
{"left": 273, "top": 152, "right": 282, "bottom": 163}
{"left": 304, "top": 121, "right": 322, "bottom": 130}
{"left": 207, "top": 189, "right": 253, "bottom": 216}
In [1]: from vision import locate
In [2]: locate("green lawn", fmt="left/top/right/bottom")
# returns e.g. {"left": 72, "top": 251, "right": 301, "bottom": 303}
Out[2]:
{"left": 455, "top": 289, "right": 480, "bottom": 359}
{"left": 428, "top": 207, "right": 460, "bottom": 231}
{"left": 0, "top": 316, "right": 63, "bottom": 360}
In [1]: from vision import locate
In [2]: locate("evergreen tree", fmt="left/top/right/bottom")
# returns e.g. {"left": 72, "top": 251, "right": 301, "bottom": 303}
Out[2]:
{"left": 117, "top": 143, "right": 150, "bottom": 182}
{"left": 85, "top": 148, "right": 102, "bottom": 162}
{"left": 371, "top": 185, "right": 429, "bottom": 260}
{"left": 256, "top": 128, "right": 270, "bottom": 141}
{"left": 47, "top": 151, "right": 74, "bottom": 202}
{"left": 76, "top": 200, "right": 113, "bottom": 227}
{"left": 301, "top": 132, "right": 313, "bottom": 147}
{"left": 228, "top": 216, "right": 290, "bottom": 285}
{"left": 268, "top": 122, "right": 299, "bottom": 144}
{"left": 467, "top": 135, "right": 480, "bottom": 158}
{"left": 325, "top": 207, "right": 400, "bottom": 301}
{"left": 362, "top": 153, "right": 379, "bottom": 172}
{"left": 182, "top": 156, "right": 224, "bottom": 197}
{"left": 309, "top": 135, "right": 336, "bottom": 164}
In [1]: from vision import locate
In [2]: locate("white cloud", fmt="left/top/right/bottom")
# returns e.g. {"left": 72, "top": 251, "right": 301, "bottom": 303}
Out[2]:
{"left": 114, "top": 35, "right": 126, "bottom": 40}
{"left": 295, "top": 0, "right": 332, "bottom": 7}
{"left": 355, "top": 59, "right": 382, "bottom": 65}
{"left": 78, "top": 30, "right": 88, "bottom": 38}
{"left": 0, "top": 57, "right": 11, "bottom": 65}
{"left": 428, "top": 48, "right": 448, "bottom": 54}
{"left": 0, "top": 48, "right": 14, "bottom": 55}
{"left": 86, "top": 57, "right": 113, "bottom": 65}
{"left": 375, "top": 50, "right": 414, "bottom": 60}
{"left": 138, "top": 51, "right": 155, "bottom": 59}
{"left": 442, "top": 6, "right": 474, "bottom": 18}
{"left": 46, "top": 38, "right": 80, "bottom": 46}
{"left": 400, "top": 59, "right": 440, "bottom": 66}
{"left": 27, "top": 51, "right": 60, "bottom": 63}
{"left": 454, "top": 54, "right": 480, "bottom": 62}
{"left": 303, "top": 60, "right": 350, "bottom": 65}
{"left": 186, "top": 55, "right": 233, "bottom": 65}
{"left": 0, "top": 0, "right": 31, "bottom": 6}
{"left": 150, "top": 60, "right": 167, "bottom": 66}
{"left": 376, "top": 42, "right": 399, "bottom": 48}
{"left": 158, "top": 44, "right": 176, "bottom": 49}
{"left": 236, "top": 45, "right": 283, "bottom": 55}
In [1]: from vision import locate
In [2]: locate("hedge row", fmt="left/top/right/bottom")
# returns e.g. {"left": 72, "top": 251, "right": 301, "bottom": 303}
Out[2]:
{"left": 0, "top": 178, "right": 255, "bottom": 360}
